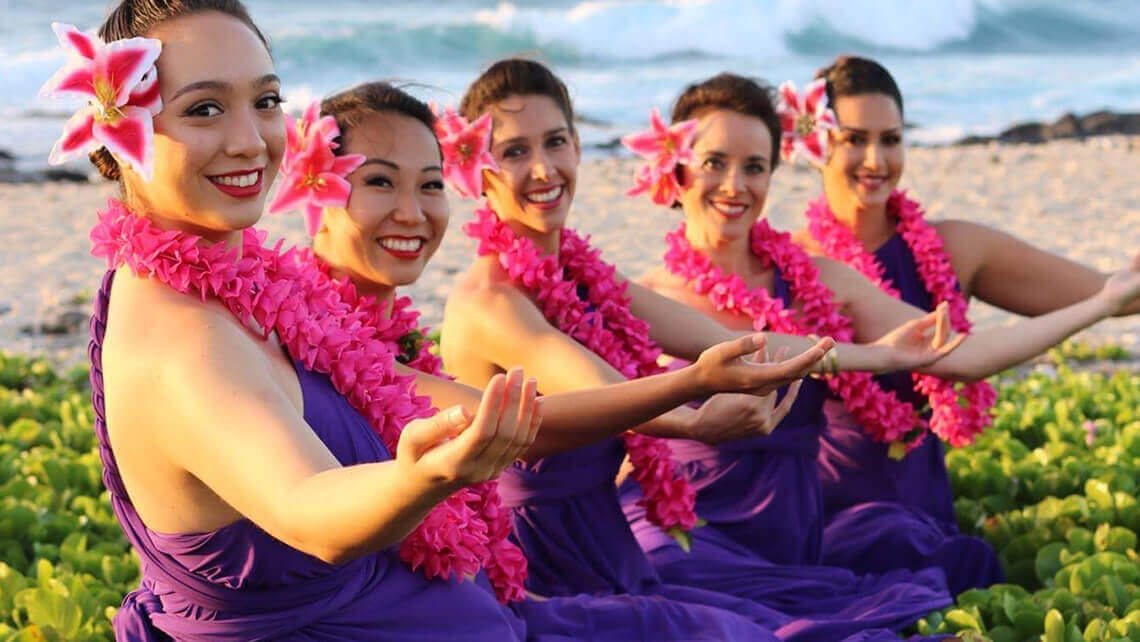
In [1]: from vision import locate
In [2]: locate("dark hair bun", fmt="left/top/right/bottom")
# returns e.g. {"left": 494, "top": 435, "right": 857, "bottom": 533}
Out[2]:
{"left": 89, "top": 148, "right": 121, "bottom": 181}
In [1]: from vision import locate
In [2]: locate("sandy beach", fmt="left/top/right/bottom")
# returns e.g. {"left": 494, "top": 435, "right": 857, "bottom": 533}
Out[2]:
{"left": 2, "top": 135, "right": 1139, "bottom": 367}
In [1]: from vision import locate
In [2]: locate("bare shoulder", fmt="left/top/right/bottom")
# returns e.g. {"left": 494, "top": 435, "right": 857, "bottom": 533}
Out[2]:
{"left": 444, "top": 263, "right": 529, "bottom": 338}
{"left": 810, "top": 255, "right": 871, "bottom": 306}
{"left": 931, "top": 219, "right": 1002, "bottom": 254}
{"left": 790, "top": 228, "right": 822, "bottom": 254}
{"left": 810, "top": 255, "right": 859, "bottom": 284}
{"left": 638, "top": 265, "right": 695, "bottom": 304}
{"left": 440, "top": 262, "right": 542, "bottom": 377}
{"left": 639, "top": 265, "right": 676, "bottom": 290}
{"left": 102, "top": 273, "right": 285, "bottom": 440}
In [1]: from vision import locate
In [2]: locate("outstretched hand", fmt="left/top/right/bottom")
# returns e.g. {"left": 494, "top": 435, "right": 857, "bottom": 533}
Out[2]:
{"left": 687, "top": 345, "right": 804, "bottom": 445}
{"left": 1099, "top": 252, "right": 1140, "bottom": 314}
{"left": 693, "top": 333, "right": 833, "bottom": 398}
{"left": 874, "top": 302, "right": 965, "bottom": 371}
{"left": 396, "top": 368, "right": 542, "bottom": 490}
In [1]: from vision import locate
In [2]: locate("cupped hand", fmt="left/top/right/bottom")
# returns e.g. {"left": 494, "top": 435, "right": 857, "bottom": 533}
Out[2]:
{"left": 692, "top": 333, "right": 833, "bottom": 397}
{"left": 1099, "top": 252, "right": 1140, "bottom": 314}
{"left": 688, "top": 380, "right": 802, "bottom": 444}
{"left": 396, "top": 368, "right": 542, "bottom": 490}
{"left": 874, "top": 302, "right": 965, "bottom": 371}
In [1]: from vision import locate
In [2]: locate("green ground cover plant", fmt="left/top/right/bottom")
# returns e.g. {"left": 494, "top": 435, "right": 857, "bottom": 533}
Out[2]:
{"left": 0, "top": 341, "right": 1136, "bottom": 640}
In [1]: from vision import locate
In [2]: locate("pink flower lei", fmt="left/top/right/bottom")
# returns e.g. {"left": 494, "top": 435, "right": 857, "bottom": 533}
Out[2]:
{"left": 663, "top": 220, "right": 928, "bottom": 456}
{"left": 463, "top": 204, "right": 700, "bottom": 545}
{"left": 90, "top": 200, "right": 526, "bottom": 602}
{"left": 804, "top": 191, "right": 997, "bottom": 447}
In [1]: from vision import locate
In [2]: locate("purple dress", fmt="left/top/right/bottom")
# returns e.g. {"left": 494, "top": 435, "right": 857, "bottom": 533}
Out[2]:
{"left": 618, "top": 267, "right": 955, "bottom": 640}
{"left": 91, "top": 270, "right": 776, "bottom": 641}
{"left": 818, "top": 234, "right": 1004, "bottom": 594}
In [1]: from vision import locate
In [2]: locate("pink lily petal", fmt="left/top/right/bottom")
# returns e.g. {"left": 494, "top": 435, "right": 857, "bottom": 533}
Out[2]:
{"left": 92, "top": 105, "right": 155, "bottom": 180}
{"left": 267, "top": 173, "right": 313, "bottom": 214}
{"left": 304, "top": 201, "right": 325, "bottom": 237}
{"left": 52, "top": 23, "right": 97, "bottom": 60}
{"left": 801, "top": 133, "right": 825, "bottom": 166}
{"left": 312, "top": 173, "right": 354, "bottom": 207}
{"left": 127, "top": 67, "right": 162, "bottom": 115}
{"left": 302, "top": 100, "right": 321, "bottom": 127}
{"left": 776, "top": 78, "right": 838, "bottom": 167}
{"left": 803, "top": 78, "right": 827, "bottom": 114}
{"left": 778, "top": 82, "right": 798, "bottom": 112}
{"left": 331, "top": 153, "right": 366, "bottom": 177}
{"left": 40, "top": 60, "right": 96, "bottom": 99}
{"left": 103, "top": 38, "right": 162, "bottom": 106}
{"left": 434, "top": 107, "right": 498, "bottom": 199}
{"left": 446, "top": 164, "right": 481, "bottom": 201}
{"left": 48, "top": 107, "right": 96, "bottom": 165}
{"left": 622, "top": 128, "right": 665, "bottom": 159}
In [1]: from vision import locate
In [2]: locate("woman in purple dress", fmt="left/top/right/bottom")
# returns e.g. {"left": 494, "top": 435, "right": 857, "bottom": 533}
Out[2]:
{"left": 441, "top": 59, "right": 1005, "bottom": 640}
{"left": 80, "top": 3, "right": 823, "bottom": 638}
{"left": 793, "top": 56, "right": 1140, "bottom": 594}
{"left": 620, "top": 71, "right": 1140, "bottom": 610}
{"left": 296, "top": 79, "right": 826, "bottom": 639}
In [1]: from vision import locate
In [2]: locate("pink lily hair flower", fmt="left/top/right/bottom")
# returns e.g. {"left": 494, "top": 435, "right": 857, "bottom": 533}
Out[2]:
{"left": 776, "top": 78, "right": 838, "bottom": 168}
{"left": 621, "top": 107, "right": 697, "bottom": 206}
{"left": 40, "top": 23, "right": 163, "bottom": 181}
{"left": 268, "top": 100, "right": 366, "bottom": 237}
{"left": 430, "top": 102, "right": 498, "bottom": 200}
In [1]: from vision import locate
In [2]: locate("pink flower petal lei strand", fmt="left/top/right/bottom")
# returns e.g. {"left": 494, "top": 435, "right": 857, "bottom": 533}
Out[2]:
{"left": 268, "top": 100, "right": 367, "bottom": 237}
{"left": 431, "top": 103, "right": 498, "bottom": 200}
{"left": 804, "top": 191, "right": 997, "bottom": 447}
{"left": 663, "top": 220, "right": 929, "bottom": 455}
{"left": 89, "top": 199, "right": 526, "bottom": 603}
{"left": 463, "top": 204, "right": 699, "bottom": 543}
{"left": 40, "top": 23, "right": 163, "bottom": 180}
{"left": 776, "top": 78, "right": 838, "bottom": 168}
{"left": 621, "top": 108, "right": 698, "bottom": 206}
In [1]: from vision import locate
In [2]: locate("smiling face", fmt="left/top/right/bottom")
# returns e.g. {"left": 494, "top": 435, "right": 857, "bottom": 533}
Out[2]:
{"left": 821, "top": 93, "right": 904, "bottom": 215}
{"left": 314, "top": 111, "right": 448, "bottom": 292}
{"left": 677, "top": 108, "right": 773, "bottom": 249}
{"left": 121, "top": 11, "right": 284, "bottom": 241}
{"left": 483, "top": 94, "right": 580, "bottom": 236}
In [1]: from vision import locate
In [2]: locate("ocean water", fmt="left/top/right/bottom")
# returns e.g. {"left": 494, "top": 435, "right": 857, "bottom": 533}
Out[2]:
{"left": 4, "top": 0, "right": 1140, "bottom": 170}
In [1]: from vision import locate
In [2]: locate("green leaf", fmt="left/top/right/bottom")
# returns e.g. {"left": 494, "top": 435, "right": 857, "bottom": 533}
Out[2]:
{"left": 14, "top": 589, "right": 81, "bottom": 639}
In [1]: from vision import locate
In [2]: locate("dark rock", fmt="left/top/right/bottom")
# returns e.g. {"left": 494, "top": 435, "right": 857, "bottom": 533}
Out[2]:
{"left": 589, "top": 136, "right": 624, "bottom": 151}
{"left": 954, "top": 109, "right": 1140, "bottom": 146}
{"left": 0, "top": 148, "right": 13, "bottom": 163}
{"left": 21, "top": 309, "right": 89, "bottom": 336}
{"left": 998, "top": 122, "right": 1047, "bottom": 144}
{"left": 574, "top": 113, "right": 611, "bottom": 128}
{"left": 1080, "top": 110, "right": 1140, "bottom": 136}
{"left": 1047, "top": 112, "right": 1083, "bottom": 140}
{"left": 955, "top": 135, "right": 991, "bottom": 146}
{"left": 40, "top": 168, "right": 90, "bottom": 183}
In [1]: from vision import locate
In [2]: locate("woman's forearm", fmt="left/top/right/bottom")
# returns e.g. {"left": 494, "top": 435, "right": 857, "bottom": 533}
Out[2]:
{"left": 916, "top": 295, "right": 1113, "bottom": 381}
{"left": 406, "top": 366, "right": 700, "bottom": 460}
{"left": 528, "top": 369, "right": 699, "bottom": 458}
{"left": 277, "top": 459, "right": 460, "bottom": 565}
{"left": 761, "top": 333, "right": 899, "bottom": 374}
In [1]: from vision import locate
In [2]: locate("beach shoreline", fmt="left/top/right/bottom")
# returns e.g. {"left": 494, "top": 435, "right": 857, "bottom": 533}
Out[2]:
{"left": 2, "top": 135, "right": 1138, "bottom": 368}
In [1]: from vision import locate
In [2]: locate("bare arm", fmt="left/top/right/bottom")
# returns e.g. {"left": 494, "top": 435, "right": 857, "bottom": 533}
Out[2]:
{"left": 938, "top": 220, "right": 1140, "bottom": 316}
{"left": 624, "top": 276, "right": 742, "bottom": 361}
{"left": 152, "top": 319, "right": 536, "bottom": 565}
{"left": 628, "top": 267, "right": 959, "bottom": 376}
{"left": 443, "top": 284, "right": 828, "bottom": 458}
{"left": 820, "top": 255, "right": 1140, "bottom": 381}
